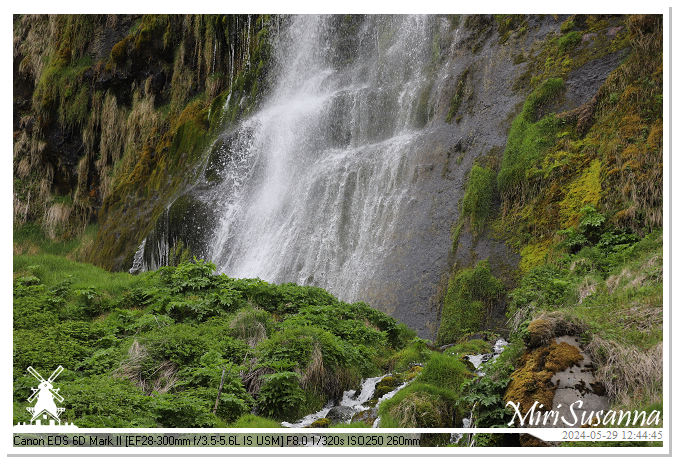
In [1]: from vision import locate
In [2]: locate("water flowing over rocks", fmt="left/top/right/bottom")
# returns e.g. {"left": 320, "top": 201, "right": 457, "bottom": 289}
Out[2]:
{"left": 466, "top": 338, "right": 508, "bottom": 372}
{"left": 282, "top": 374, "right": 393, "bottom": 427}
{"left": 133, "top": 15, "right": 575, "bottom": 338}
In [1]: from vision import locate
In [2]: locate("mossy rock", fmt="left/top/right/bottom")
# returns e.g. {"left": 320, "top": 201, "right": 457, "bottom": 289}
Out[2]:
{"left": 525, "top": 318, "right": 554, "bottom": 348}
{"left": 373, "top": 375, "right": 402, "bottom": 399}
{"left": 544, "top": 341, "right": 582, "bottom": 372}
{"left": 504, "top": 340, "right": 583, "bottom": 413}
{"left": 351, "top": 408, "right": 377, "bottom": 426}
{"left": 404, "top": 365, "right": 423, "bottom": 381}
{"left": 307, "top": 418, "right": 330, "bottom": 428}
{"left": 524, "top": 313, "right": 583, "bottom": 348}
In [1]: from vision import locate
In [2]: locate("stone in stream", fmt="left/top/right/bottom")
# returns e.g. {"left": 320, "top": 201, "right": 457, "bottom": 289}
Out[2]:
{"left": 325, "top": 406, "right": 356, "bottom": 423}
{"left": 372, "top": 375, "right": 403, "bottom": 400}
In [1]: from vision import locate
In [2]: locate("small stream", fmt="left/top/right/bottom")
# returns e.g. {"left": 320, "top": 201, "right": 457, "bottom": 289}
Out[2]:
{"left": 282, "top": 338, "right": 508, "bottom": 434}
{"left": 465, "top": 338, "right": 508, "bottom": 372}
{"left": 450, "top": 338, "right": 508, "bottom": 445}
{"left": 282, "top": 373, "right": 413, "bottom": 428}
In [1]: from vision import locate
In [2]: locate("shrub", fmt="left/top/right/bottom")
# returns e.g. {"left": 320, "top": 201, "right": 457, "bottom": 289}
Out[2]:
{"left": 507, "top": 264, "right": 574, "bottom": 320}
{"left": 230, "top": 307, "right": 273, "bottom": 347}
{"left": 59, "top": 375, "right": 157, "bottom": 427}
{"left": 215, "top": 394, "right": 250, "bottom": 423}
{"left": 12, "top": 256, "right": 410, "bottom": 427}
{"left": 159, "top": 258, "right": 217, "bottom": 293}
{"left": 142, "top": 324, "right": 209, "bottom": 365}
{"left": 280, "top": 305, "right": 387, "bottom": 348}
{"left": 76, "top": 287, "right": 110, "bottom": 317}
{"left": 229, "top": 279, "right": 337, "bottom": 314}
{"left": 256, "top": 371, "right": 305, "bottom": 421}
{"left": 152, "top": 392, "right": 219, "bottom": 427}
{"left": 229, "top": 414, "right": 280, "bottom": 428}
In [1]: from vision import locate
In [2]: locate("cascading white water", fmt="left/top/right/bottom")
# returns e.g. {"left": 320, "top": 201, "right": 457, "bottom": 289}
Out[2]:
{"left": 206, "top": 15, "right": 455, "bottom": 310}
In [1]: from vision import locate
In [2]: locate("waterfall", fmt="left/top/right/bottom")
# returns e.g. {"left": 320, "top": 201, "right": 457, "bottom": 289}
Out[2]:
{"left": 138, "top": 15, "right": 466, "bottom": 337}
{"left": 206, "top": 16, "right": 455, "bottom": 329}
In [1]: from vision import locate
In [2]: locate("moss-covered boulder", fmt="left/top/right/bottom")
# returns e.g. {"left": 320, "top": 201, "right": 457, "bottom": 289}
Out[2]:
{"left": 504, "top": 340, "right": 583, "bottom": 413}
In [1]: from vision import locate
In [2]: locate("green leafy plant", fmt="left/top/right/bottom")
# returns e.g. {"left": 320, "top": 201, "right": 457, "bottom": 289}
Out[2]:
{"left": 256, "top": 371, "right": 305, "bottom": 421}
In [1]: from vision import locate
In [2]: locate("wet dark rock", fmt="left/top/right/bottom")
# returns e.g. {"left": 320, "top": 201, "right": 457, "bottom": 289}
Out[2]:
{"left": 558, "top": 48, "right": 629, "bottom": 114}
{"left": 325, "top": 406, "right": 356, "bottom": 423}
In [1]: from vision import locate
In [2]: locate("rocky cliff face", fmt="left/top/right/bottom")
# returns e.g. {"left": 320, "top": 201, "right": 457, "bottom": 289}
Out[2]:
{"left": 13, "top": 14, "right": 273, "bottom": 266}
{"left": 13, "top": 14, "right": 661, "bottom": 347}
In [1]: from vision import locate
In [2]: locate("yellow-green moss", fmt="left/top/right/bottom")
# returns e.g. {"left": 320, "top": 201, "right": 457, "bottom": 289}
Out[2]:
{"left": 497, "top": 15, "right": 661, "bottom": 281}
{"left": 559, "top": 159, "right": 602, "bottom": 228}
{"left": 404, "top": 365, "right": 423, "bottom": 381}
{"left": 307, "top": 417, "right": 330, "bottom": 428}
{"left": 461, "top": 164, "right": 496, "bottom": 235}
{"left": 544, "top": 341, "right": 583, "bottom": 372}
{"left": 446, "top": 67, "right": 471, "bottom": 123}
{"left": 519, "top": 240, "right": 552, "bottom": 273}
{"left": 497, "top": 78, "right": 564, "bottom": 201}
{"left": 504, "top": 340, "right": 583, "bottom": 413}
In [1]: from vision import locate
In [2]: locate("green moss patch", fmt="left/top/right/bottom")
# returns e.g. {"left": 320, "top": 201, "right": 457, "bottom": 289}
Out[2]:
{"left": 437, "top": 260, "right": 504, "bottom": 345}
{"left": 461, "top": 164, "right": 496, "bottom": 235}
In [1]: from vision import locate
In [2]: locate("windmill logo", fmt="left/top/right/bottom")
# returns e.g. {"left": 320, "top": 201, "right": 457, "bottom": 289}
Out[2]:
{"left": 26, "top": 366, "right": 65, "bottom": 425}
{"left": 14, "top": 365, "right": 77, "bottom": 429}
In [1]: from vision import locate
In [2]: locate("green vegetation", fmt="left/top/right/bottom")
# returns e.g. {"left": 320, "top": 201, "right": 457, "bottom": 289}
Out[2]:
{"left": 461, "top": 164, "right": 496, "bottom": 235}
{"left": 514, "top": 14, "right": 631, "bottom": 91}
{"left": 558, "top": 30, "right": 583, "bottom": 52}
{"left": 456, "top": 339, "right": 524, "bottom": 446}
{"left": 497, "top": 78, "right": 564, "bottom": 201}
{"left": 13, "top": 256, "right": 414, "bottom": 426}
{"left": 507, "top": 224, "right": 662, "bottom": 409}
{"left": 446, "top": 16, "right": 663, "bottom": 441}
{"left": 13, "top": 14, "right": 664, "bottom": 446}
{"left": 13, "top": 223, "right": 98, "bottom": 259}
{"left": 378, "top": 353, "right": 473, "bottom": 445}
{"left": 495, "top": 15, "right": 661, "bottom": 268}
{"left": 228, "top": 414, "right": 281, "bottom": 428}
{"left": 495, "top": 14, "right": 528, "bottom": 44}
{"left": 13, "top": 14, "right": 274, "bottom": 270}
{"left": 437, "top": 261, "right": 504, "bottom": 345}
{"left": 388, "top": 338, "right": 431, "bottom": 372}
{"left": 444, "top": 338, "right": 491, "bottom": 356}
